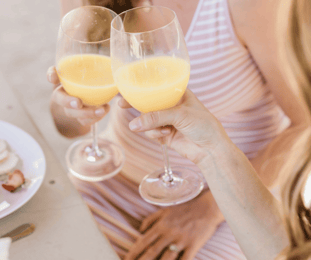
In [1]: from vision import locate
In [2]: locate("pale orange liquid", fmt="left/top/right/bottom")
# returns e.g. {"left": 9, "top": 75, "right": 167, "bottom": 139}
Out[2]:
{"left": 57, "top": 54, "right": 118, "bottom": 106}
{"left": 114, "top": 56, "right": 190, "bottom": 113}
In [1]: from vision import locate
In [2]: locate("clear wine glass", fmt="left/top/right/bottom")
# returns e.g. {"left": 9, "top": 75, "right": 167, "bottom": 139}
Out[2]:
{"left": 110, "top": 6, "right": 204, "bottom": 206}
{"left": 56, "top": 6, "right": 125, "bottom": 182}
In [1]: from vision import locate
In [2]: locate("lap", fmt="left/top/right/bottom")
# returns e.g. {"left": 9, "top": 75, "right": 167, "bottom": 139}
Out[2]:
{"left": 70, "top": 173, "right": 246, "bottom": 260}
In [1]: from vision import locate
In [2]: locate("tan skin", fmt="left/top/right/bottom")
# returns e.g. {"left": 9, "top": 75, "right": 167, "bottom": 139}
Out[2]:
{"left": 48, "top": 0, "right": 310, "bottom": 259}
{"left": 121, "top": 89, "right": 290, "bottom": 260}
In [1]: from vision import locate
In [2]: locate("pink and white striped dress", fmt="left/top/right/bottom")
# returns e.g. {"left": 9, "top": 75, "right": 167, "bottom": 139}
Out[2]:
{"left": 71, "top": 0, "right": 290, "bottom": 259}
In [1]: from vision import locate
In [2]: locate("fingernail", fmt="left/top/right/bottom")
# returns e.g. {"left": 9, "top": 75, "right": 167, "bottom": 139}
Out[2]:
{"left": 70, "top": 100, "right": 79, "bottom": 109}
{"left": 161, "top": 129, "right": 170, "bottom": 135}
{"left": 47, "top": 67, "right": 54, "bottom": 82}
{"left": 129, "top": 118, "right": 142, "bottom": 131}
{"left": 95, "top": 108, "right": 106, "bottom": 117}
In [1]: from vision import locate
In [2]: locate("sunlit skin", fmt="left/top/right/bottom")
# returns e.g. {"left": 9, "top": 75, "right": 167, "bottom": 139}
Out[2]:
{"left": 48, "top": 0, "right": 310, "bottom": 259}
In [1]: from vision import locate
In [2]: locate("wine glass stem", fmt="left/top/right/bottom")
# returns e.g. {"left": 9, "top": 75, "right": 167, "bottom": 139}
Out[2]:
{"left": 91, "top": 123, "right": 99, "bottom": 152}
{"left": 86, "top": 122, "right": 103, "bottom": 162}
{"left": 161, "top": 144, "right": 174, "bottom": 182}
{"left": 91, "top": 123, "right": 101, "bottom": 156}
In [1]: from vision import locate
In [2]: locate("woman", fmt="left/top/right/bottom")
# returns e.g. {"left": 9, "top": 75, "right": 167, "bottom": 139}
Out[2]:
{"left": 48, "top": 0, "right": 309, "bottom": 259}
{"left": 121, "top": 0, "right": 311, "bottom": 259}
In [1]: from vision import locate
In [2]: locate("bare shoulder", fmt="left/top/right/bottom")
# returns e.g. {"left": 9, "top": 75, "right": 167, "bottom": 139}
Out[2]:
{"left": 227, "top": 0, "right": 280, "bottom": 47}
{"left": 228, "top": 0, "right": 309, "bottom": 126}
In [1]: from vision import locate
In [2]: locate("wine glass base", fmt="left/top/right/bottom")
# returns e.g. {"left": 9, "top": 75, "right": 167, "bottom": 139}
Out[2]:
{"left": 66, "top": 138, "right": 125, "bottom": 182}
{"left": 139, "top": 166, "right": 205, "bottom": 206}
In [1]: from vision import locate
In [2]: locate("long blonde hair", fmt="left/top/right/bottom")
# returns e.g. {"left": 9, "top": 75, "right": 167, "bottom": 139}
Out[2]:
{"left": 278, "top": 0, "right": 311, "bottom": 259}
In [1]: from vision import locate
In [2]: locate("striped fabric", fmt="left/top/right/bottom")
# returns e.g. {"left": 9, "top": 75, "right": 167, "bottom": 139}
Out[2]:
{"left": 71, "top": 0, "right": 290, "bottom": 259}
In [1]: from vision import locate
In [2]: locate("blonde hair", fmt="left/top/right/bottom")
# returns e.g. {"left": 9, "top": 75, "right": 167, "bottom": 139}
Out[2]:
{"left": 278, "top": 0, "right": 311, "bottom": 259}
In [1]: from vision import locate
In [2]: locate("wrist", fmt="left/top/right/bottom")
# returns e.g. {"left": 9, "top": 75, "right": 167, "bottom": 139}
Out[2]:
{"left": 197, "top": 136, "right": 237, "bottom": 171}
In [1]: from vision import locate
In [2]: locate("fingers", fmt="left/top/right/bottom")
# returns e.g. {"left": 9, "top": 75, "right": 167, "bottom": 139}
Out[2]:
{"left": 129, "top": 108, "right": 183, "bottom": 132}
{"left": 66, "top": 105, "right": 109, "bottom": 126}
{"left": 138, "top": 236, "right": 174, "bottom": 260}
{"left": 144, "top": 127, "right": 172, "bottom": 140}
{"left": 178, "top": 246, "right": 197, "bottom": 260}
{"left": 76, "top": 118, "right": 101, "bottom": 126}
{"left": 47, "top": 66, "right": 60, "bottom": 86}
{"left": 126, "top": 88, "right": 207, "bottom": 132}
{"left": 160, "top": 241, "right": 185, "bottom": 260}
{"left": 140, "top": 210, "right": 163, "bottom": 233}
{"left": 118, "top": 97, "right": 132, "bottom": 109}
{"left": 125, "top": 228, "right": 160, "bottom": 260}
{"left": 52, "top": 86, "right": 83, "bottom": 109}
{"left": 64, "top": 106, "right": 108, "bottom": 119}
{"left": 128, "top": 89, "right": 200, "bottom": 132}
{"left": 51, "top": 86, "right": 110, "bottom": 126}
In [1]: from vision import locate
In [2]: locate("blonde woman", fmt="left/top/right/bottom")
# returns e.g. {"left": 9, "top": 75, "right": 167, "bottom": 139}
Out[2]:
{"left": 48, "top": 0, "right": 309, "bottom": 259}
{"left": 120, "top": 0, "right": 311, "bottom": 259}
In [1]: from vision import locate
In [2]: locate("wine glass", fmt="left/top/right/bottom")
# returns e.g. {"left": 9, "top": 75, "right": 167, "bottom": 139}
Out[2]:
{"left": 110, "top": 6, "right": 204, "bottom": 206}
{"left": 56, "top": 6, "right": 125, "bottom": 182}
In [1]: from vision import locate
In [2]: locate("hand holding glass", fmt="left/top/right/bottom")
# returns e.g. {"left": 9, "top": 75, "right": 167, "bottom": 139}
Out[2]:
{"left": 111, "top": 6, "right": 204, "bottom": 206}
{"left": 56, "top": 6, "right": 125, "bottom": 182}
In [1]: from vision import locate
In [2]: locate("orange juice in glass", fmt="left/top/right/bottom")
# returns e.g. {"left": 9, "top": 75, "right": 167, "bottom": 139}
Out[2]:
{"left": 111, "top": 6, "right": 204, "bottom": 206}
{"left": 58, "top": 54, "right": 118, "bottom": 107}
{"left": 114, "top": 56, "right": 190, "bottom": 113}
{"left": 56, "top": 6, "right": 124, "bottom": 182}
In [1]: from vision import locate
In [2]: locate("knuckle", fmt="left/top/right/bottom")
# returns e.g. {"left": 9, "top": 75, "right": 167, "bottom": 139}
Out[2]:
{"left": 145, "top": 130, "right": 159, "bottom": 139}
{"left": 177, "top": 107, "right": 188, "bottom": 119}
{"left": 147, "top": 247, "right": 158, "bottom": 256}
{"left": 79, "top": 109, "right": 92, "bottom": 118}
{"left": 56, "top": 92, "right": 68, "bottom": 107}
{"left": 147, "top": 111, "right": 159, "bottom": 125}
{"left": 79, "top": 119, "right": 91, "bottom": 126}
{"left": 63, "top": 108, "right": 71, "bottom": 117}
{"left": 174, "top": 109, "right": 190, "bottom": 128}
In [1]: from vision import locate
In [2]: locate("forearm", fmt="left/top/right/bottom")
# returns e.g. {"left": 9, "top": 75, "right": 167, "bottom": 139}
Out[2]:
{"left": 50, "top": 101, "right": 90, "bottom": 138}
{"left": 198, "top": 141, "right": 289, "bottom": 260}
{"left": 250, "top": 123, "right": 309, "bottom": 187}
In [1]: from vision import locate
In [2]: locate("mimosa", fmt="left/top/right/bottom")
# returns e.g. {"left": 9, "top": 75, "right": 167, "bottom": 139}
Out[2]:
{"left": 114, "top": 56, "right": 190, "bottom": 113}
{"left": 58, "top": 54, "right": 118, "bottom": 106}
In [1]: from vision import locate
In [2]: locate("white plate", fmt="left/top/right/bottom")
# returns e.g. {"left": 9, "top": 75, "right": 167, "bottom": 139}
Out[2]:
{"left": 0, "top": 121, "right": 46, "bottom": 219}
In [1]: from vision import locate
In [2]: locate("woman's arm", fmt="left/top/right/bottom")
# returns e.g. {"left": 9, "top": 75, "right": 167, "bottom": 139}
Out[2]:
{"left": 228, "top": 0, "right": 311, "bottom": 187}
{"left": 125, "top": 90, "right": 290, "bottom": 259}
{"left": 51, "top": 0, "right": 125, "bottom": 138}
{"left": 51, "top": 0, "right": 149, "bottom": 138}
{"left": 198, "top": 139, "right": 289, "bottom": 260}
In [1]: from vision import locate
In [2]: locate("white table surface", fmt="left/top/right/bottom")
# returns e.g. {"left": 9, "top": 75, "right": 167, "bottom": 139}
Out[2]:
{"left": 0, "top": 1, "right": 120, "bottom": 258}
{"left": 0, "top": 41, "right": 119, "bottom": 260}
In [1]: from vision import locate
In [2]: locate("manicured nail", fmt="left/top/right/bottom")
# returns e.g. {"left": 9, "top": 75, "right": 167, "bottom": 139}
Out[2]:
{"left": 47, "top": 67, "right": 54, "bottom": 82}
{"left": 161, "top": 128, "right": 171, "bottom": 135}
{"left": 129, "top": 118, "right": 142, "bottom": 131}
{"left": 70, "top": 100, "right": 79, "bottom": 109}
{"left": 95, "top": 108, "right": 106, "bottom": 117}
